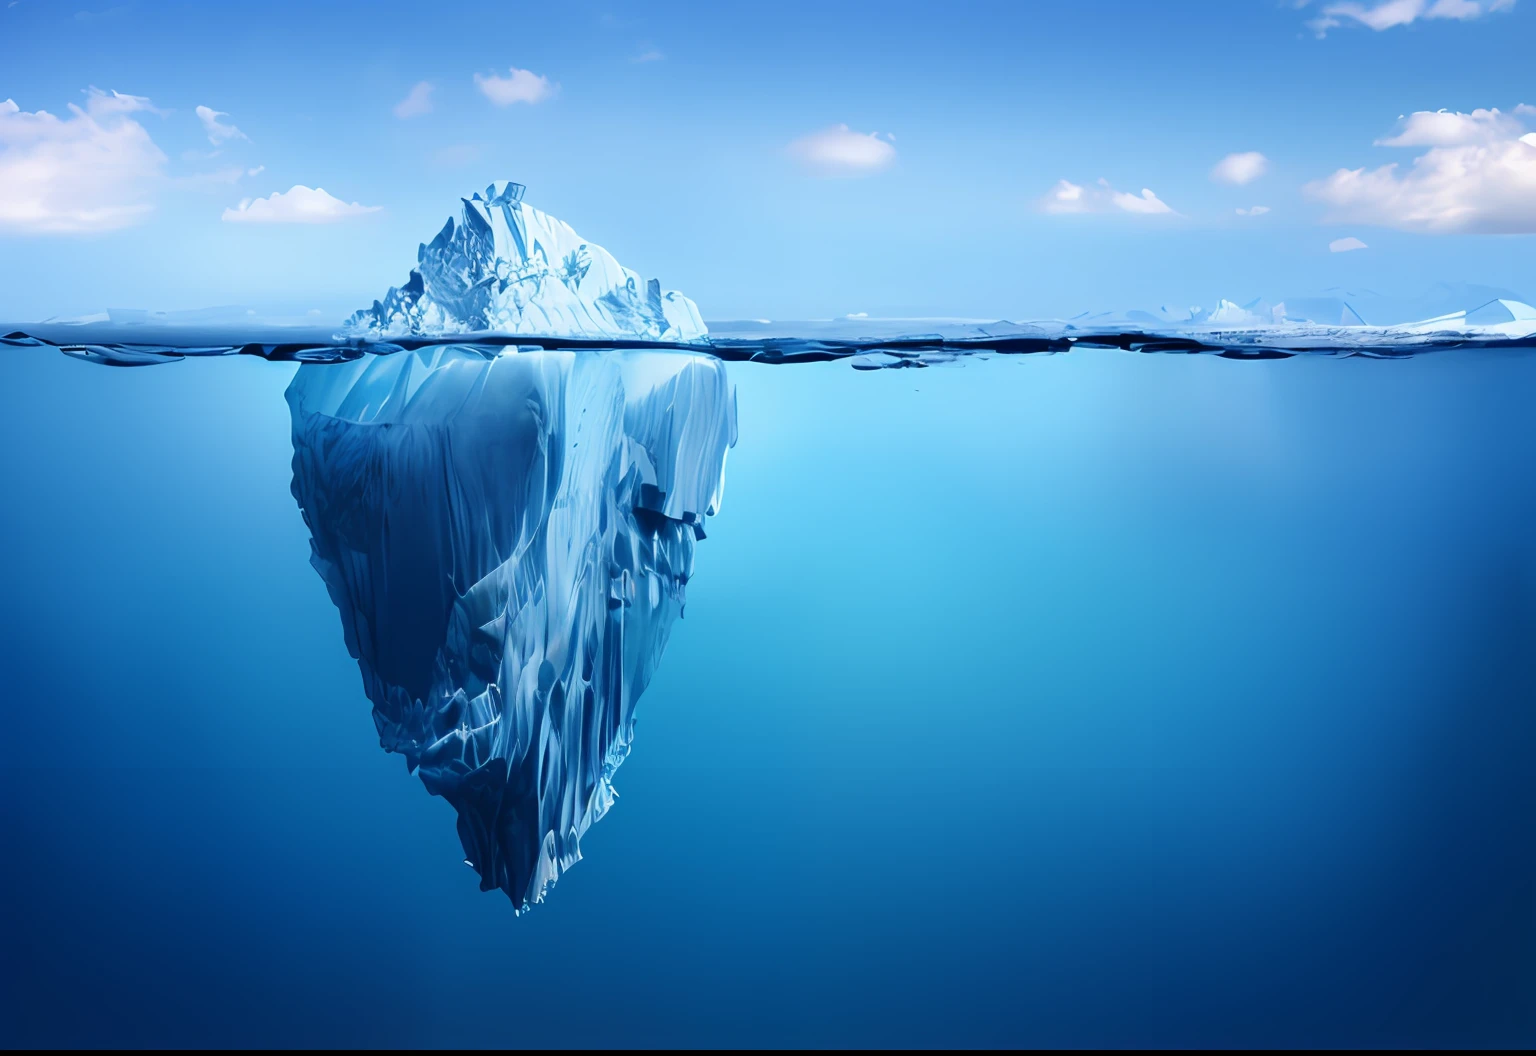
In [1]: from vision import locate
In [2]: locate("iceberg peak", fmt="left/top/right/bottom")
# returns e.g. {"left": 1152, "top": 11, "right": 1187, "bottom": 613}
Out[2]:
{"left": 345, "top": 182, "right": 707, "bottom": 343}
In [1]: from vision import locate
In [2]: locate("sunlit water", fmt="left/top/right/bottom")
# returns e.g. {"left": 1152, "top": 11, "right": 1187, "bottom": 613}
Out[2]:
{"left": 2, "top": 344, "right": 1533, "bottom": 1047}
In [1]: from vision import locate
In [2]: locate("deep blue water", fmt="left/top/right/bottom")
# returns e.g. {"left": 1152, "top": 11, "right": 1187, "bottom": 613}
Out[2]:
{"left": 2, "top": 346, "right": 1534, "bottom": 1047}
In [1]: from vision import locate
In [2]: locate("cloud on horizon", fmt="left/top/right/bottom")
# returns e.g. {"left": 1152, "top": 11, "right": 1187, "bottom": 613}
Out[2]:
{"left": 1374, "top": 106, "right": 1522, "bottom": 146}
{"left": 1305, "top": 105, "right": 1536, "bottom": 233}
{"left": 393, "top": 81, "right": 433, "bottom": 119}
{"left": 195, "top": 105, "right": 246, "bottom": 145}
{"left": 1211, "top": 151, "right": 1269, "bottom": 185}
{"left": 1041, "top": 178, "right": 1176, "bottom": 216}
{"left": 1304, "top": 0, "right": 1515, "bottom": 37}
{"left": 0, "top": 88, "right": 166, "bottom": 234}
{"left": 221, "top": 184, "right": 381, "bottom": 224}
{"left": 787, "top": 124, "right": 896, "bottom": 177}
{"left": 475, "top": 67, "right": 554, "bottom": 106}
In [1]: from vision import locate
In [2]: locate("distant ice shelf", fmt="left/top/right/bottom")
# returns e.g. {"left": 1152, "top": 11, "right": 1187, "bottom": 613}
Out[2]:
{"left": 7, "top": 301, "right": 1535, "bottom": 372}
{"left": 9, "top": 311, "right": 1536, "bottom": 370}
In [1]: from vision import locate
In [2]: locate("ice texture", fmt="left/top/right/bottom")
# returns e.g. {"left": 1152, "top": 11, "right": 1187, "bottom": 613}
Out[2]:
{"left": 344, "top": 182, "right": 707, "bottom": 343}
{"left": 287, "top": 346, "right": 735, "bottom": 909}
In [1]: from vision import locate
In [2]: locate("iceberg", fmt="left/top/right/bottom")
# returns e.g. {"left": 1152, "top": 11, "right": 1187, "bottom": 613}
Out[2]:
{"left": 344, "top": 182, "right": 708, "bottom": 343}
{"left": 288, "top": 346, "right": 735, "bottom": 909}
{"left": 1397, "top": 297, "right": 1536, "bottom": 336}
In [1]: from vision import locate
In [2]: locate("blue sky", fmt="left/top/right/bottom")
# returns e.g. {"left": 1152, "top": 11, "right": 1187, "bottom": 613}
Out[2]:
{"left": 2, "top": 0, "right": 1534, "bottom": 321}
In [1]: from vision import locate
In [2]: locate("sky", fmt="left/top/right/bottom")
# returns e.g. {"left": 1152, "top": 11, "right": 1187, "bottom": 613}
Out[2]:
{"left": 1, "top": 0, "right": 1535, "bottom": 321}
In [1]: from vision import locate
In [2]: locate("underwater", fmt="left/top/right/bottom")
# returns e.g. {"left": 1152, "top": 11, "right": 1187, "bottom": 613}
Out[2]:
{"left": 3, "top": 1, "right": 1536, "bottom": 1049}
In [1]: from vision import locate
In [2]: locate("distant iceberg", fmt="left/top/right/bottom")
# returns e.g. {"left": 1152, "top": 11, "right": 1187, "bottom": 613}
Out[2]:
{"left": 287, "top": 347, "right": 735, "bottom": 909}
{"left": 345, "top": 182, "right": 707, "bottom": 343}
{"left": 1397, "top": 297, "right": 1536, "bottom": 337}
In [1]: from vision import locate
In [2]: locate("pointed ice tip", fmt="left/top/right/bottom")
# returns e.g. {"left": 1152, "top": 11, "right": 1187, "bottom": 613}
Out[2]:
{"left": 479, "top": 180, "right": 526, "bottom": 207}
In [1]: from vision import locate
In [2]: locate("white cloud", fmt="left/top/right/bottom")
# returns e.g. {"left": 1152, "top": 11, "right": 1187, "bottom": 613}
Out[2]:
{"left": 1330, "top": 236, "right": 1369, "bottom": 252}
{"left": 1041, "top": 178, "right": 1175, "bottom": 216}
{"left": 221, "top": 185, "right": 381, "bottom": 224}
{"left": 247, "top": 164, "right": 263, "bottom": 177}
{"left": 787, "top": 124, "right": 896, "bottom": 177}
{"left": 1043, "top": 179, "right": 1088, "bottom": 211}
{"left": 474, "top": 67, "right": 553, "bottom": 106}
{"left": 633, "top": 49, "right": 665, "bottom": 63}
{"left": 393, "top": 81, "right": 433, "bottom": 119}
{"left": 1237, "top": 205, "right": 1272, "bottom": 216}
{"left": 1375, "top": 107, "right": 1521, "bottom": 145}
{"left": 195, "top": 105, "right": 246, "bottom": 145}
{"left": 1113, "top": 187, "right": 1175, "bottom": 214}
{"left": 1304, "top": 105, "right": 1536, "bottom": 233}
{"left": 0, "top": 88, "right": 167, "bottom": 234}
{"left": 1211, "top": 151, "right": 1269, "bottom": 185}
{"left": 1307, "top": 0, "right": 1514, "bottom": 36}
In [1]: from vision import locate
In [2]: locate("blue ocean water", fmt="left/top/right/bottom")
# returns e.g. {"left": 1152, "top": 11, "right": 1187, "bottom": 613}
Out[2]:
{"left": 2, "top": 342, "right": 1534, "bottom": 1047}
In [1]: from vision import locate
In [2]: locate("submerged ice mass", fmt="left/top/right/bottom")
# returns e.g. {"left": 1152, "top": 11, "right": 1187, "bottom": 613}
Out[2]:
{"left": 344, "top": 182, "right": 707, "bottom": 344}
{"left": 291, "top": 189, "right": 733, "bottom": 909}
{"left": 288, "top": 346, "right": 735, "bottom": 908}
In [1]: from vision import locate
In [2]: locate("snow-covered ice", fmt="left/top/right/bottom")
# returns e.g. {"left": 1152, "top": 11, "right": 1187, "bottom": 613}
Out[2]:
{"left": 344, "top": 181, "right": 707, "bottom": 343}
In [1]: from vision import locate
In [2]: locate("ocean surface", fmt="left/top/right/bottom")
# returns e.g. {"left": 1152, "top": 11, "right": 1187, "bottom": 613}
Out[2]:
{"left": 2, "top": 337, "right": 1534, "bottom": 1047}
